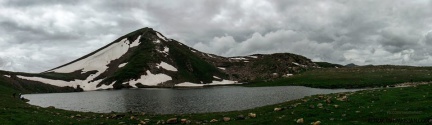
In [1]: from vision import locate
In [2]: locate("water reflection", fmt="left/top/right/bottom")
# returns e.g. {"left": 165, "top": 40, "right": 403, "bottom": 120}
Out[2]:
{"left": 24, "top": 86, "right": 360, "bottom": 114}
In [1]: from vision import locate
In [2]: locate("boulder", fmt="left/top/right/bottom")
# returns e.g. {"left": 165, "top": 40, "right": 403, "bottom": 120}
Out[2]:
{"left": 312, "top": 121, "right": 321, "bottom": 125}
{"left": 248, "top": 113, "right": 257, "bottom": 118}
{"left": 180, "top": 119, "right": 187, "bottom": 124}
{"left": 166, "top": 118, "right": 178, "bottom": 124}
{"left": 337, "top": 96, "right": 348, "bottom": 101}
{"left": 210, "top": 119, "right": 218, "bottom": 123}
{"left": 223, "top": 117, "right": 231, "bottom": 122}
{"left": 274, "top": 107, "right": 282, "bottom": 111}
{"left": 296, "top": 118, "right": 304, "bottom": 124}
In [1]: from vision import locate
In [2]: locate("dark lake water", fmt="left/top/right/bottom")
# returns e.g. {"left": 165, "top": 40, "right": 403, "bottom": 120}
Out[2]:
{"left": 23, "top": 86, "right": 359, "bottom": 114}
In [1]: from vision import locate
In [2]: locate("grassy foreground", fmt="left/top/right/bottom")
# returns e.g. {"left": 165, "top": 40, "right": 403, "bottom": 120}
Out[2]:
{"left": 247, "top": 66, "right": 432, "bottom": 88}
{"left": 1, "top": 82, "right": 432, "bottom": 124}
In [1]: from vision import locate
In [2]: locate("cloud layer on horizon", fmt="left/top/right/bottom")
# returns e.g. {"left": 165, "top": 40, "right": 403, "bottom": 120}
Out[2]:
{"left": 0, "top": 0, "right": 431, "bottom": 72}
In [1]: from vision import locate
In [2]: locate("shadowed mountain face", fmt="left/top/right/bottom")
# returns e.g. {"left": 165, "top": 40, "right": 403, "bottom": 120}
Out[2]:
{"left": 0, "top": 28, "right": 318, "bottom": 92}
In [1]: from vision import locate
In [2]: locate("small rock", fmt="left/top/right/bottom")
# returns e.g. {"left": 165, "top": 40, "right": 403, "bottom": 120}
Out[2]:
{"left": 223, "top": 117, "right": 231, "bottom": 122}
{"left": 140, "top": 120, "right": 146, "bottom": 124}
{"left": 318, "top": 95, "right": 324, "bottom": 99}
{"left": 248, "top": 113, "right": 257, "bottom": 118}
{"left": 130, "top": 116, "right": 136, "bottom": 120}
{"left": 75, "top": 114, "right": 82, "bottom": 118}
{"left": 186, "top": 120, "right": 191, "bottom": 124}
{"left": 312, "top": 121, "right": 321, "bottom": 125}
{"left": 296, "top": 118, "right": 304, "bottom": 123}
{"left": 325, "top": 98, "right": 332, "bottom": 104}
{"left": 334, "top": 105, "right": 339, "bottom": 108}
{"left": 274, "top": 107, "right": 282, "bottom": 111}
{"left": 236, "top": 115, "right": 245, "bottom": 120}
{"left": 210, "top": 119, "right": 218, "bottom": 123}
{"left": 317, "top": 103, "right": 323, "bottom": 108}
{"left": 157, "top": 120, "right": 165, "bottom": 124}
{"left": 337, "top": 96, "right": 348, "bottom": 101}
{"left": 166, "top": 118, "right": 177, "bottom": 124}
{"left": 309, "top": 105, "right": 315, "bottom": 109}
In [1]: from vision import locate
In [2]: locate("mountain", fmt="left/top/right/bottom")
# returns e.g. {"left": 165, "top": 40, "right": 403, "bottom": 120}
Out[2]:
{"left": 0, "top": 28, "right": 318, "bottom": 91}
{"left": 345, "top": 63, "right": 359, "bottom": 67}
{"left": 314, "top": 62, "right": 344, "bottom": 68}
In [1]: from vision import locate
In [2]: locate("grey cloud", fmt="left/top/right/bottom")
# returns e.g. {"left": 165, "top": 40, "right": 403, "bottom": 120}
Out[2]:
{"left": 1, "top": 0, "right": 432, "bottom": 72}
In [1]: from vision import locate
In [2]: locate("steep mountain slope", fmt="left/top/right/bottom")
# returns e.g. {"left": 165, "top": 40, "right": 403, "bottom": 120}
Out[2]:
{"left": 3, "top": 28, "right": 318, "bottom": 91}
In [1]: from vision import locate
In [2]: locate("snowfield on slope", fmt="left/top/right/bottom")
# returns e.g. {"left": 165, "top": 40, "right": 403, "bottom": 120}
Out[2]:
{"left": 36, "top": 36, "right": 143, "bottom": 90}
{"left": 157, "top": 62, "right": 177, "bottom": 71}
{"left": 50, "top": 36, "right": 141, "bottom": 73}
{"left": 125, "top": 70, "right": 172, "bottom": 87}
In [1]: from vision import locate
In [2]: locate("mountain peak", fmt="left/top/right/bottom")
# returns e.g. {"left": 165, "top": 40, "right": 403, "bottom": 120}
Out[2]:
{"left": 12, "top": 28, "right": 317, "bottom": 91}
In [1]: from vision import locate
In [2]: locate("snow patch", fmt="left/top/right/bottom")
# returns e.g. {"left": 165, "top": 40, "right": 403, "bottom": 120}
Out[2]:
{"left": 249, "top": 56, "right": 258, "bottom": 58}
{"left": 209, "top": 80, "right": 238, "bottom": 85}
{"left": 51, "top": 38, "right": 132, "bottom": 73}
{"left": 127, "top": 70, "right": 172, "bottom": 87}
{"left": 292, "top": 62, "right": 300, "bottom": 66}
{"left": 154, "top": 40, "right": 161, "bottom": 44}
{"left": 158, "top": 46, "right": 169, "bottom": 55}
{"left": 157, "top": 62, "right": 178, "bottom": 71}
{"left": 231, "top": 57, "right": 248, "bottom": 60}
{"left": 156, "top": 32, "right": 167, "bottom": 41}
{"left": 129, "top": 35, "right": 141, "bottom": 47}
{"left": 213, "top": 76, "right": 220, "bottom": 79}
{"left": 176, "top": 82, "right": 204, "bottom": 87}
{"left": 207, "top": 54, "right": 214, "bottom": 58}
{"left": 283, "top": 74, "right": 294, "bottom": 77}
{"left": 175, "top": 80, "right": 240, "bottom": 87}
{"left": 98, "top": 82, "right": 115, "bottom": 90}
{"left": 3, "top": 75, "right": 10, "bottom": 78}
{"left": 118, "top": 63, "right": 128, "bottom": 68}
{"left": 191, "top": 50, "right": 197, "bottom": 53}
{"left": 218, "top": 67, "right": 226, "bottom": 70}
{"left": 17, "top": 76, "right": 81, "bottom": 88}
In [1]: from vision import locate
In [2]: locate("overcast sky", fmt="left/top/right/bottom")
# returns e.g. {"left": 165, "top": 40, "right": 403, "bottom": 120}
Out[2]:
{"left": 1, "top": 0, "right": 432, "bottom": 73}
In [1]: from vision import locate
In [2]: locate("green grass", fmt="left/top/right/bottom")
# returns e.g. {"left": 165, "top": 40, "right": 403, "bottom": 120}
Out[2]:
{"left": 247, "top": 66, "right": 432, "bottom": 88}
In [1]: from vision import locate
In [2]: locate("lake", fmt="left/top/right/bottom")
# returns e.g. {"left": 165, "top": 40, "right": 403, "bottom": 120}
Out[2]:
{"left": 23, "top": 86, "right": 360, "bottom": 114}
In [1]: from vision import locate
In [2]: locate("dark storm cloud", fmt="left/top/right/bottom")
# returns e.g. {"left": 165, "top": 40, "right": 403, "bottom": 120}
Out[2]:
{"left": 1, "top": 0, "right": 432, "bottom": 72}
